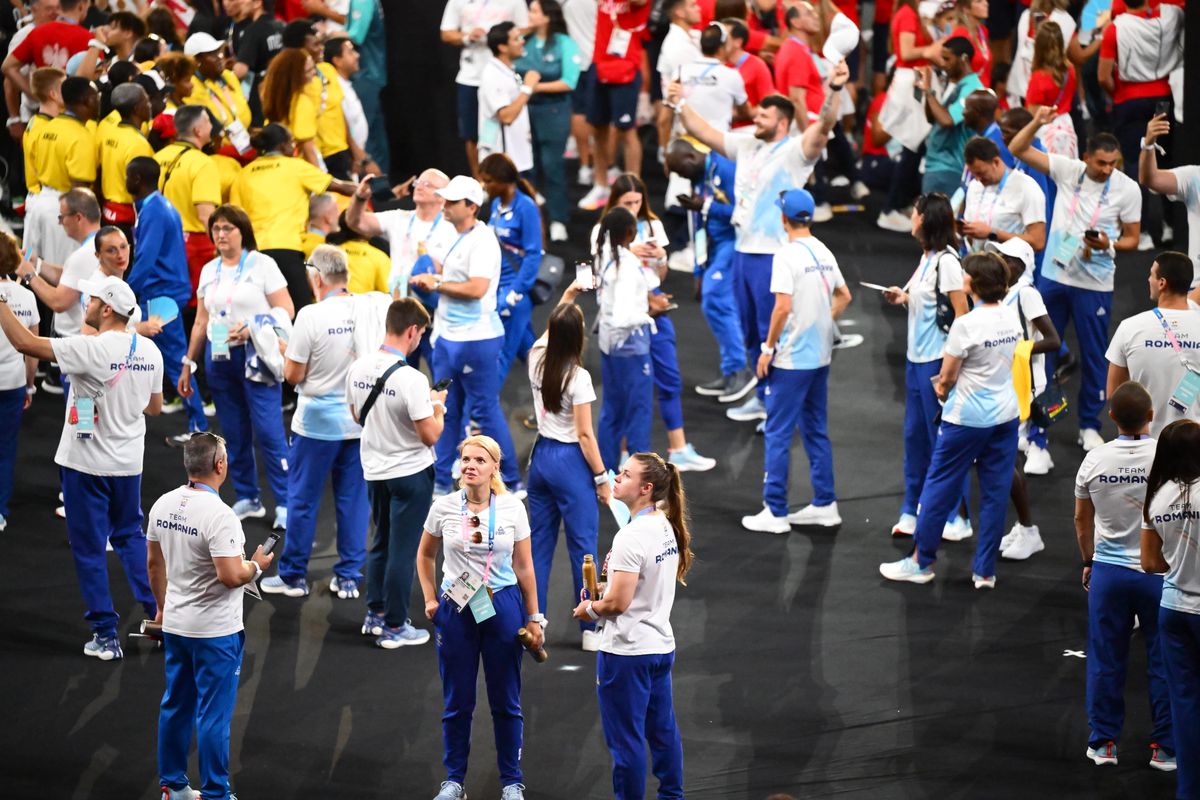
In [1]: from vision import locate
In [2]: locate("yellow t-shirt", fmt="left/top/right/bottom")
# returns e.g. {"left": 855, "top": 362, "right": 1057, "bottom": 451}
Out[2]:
{"left": 211, "top": 153, "right": 242, "bottom": 204}
{"left": 283, "top": 92, "right": 318, "bottom": 143}
{"left": 342, "top": 239, "right": 391, "bottom": 294}
{"left": 309, "top": 64, "right": 348, "bottom": 158}
{"left": 99, "top": 121, "right": 153, "bottom": 205}
{"left": 154, "top": 142, "right": 221, "bottom": 233}
{"left": 188, "top": 71, "right": 252, "bottom": 131}
{"left": 33, "top": 115, "right": 97, "bottom": 192}
{"left": 300, "top": 229, "right": 326, "bottom": 259}
{"left": 230, "top": 154, "right": 332, "bottom": 251}
{"left": 22, "top": 113, "right": 51, "bottom": 194}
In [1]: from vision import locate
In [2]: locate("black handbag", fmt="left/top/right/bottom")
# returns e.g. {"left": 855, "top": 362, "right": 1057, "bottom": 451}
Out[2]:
{"left": 530, "top": 253, "right": 565, "bottom": 305}
{"left": 1015, "top": 294, "right": 1068, "bottom": 428}
{"left": 933, "top": 249, "right": 956, "bottom": 334}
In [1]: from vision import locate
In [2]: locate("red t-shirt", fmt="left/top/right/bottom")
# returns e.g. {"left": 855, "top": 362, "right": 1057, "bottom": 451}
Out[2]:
{"left": 11, "top": 21, "right": 92, "bottom": 69}
{"left": 1099, "top": 11, "right": 1172, "bottom": 104}
{"left": 1110, "top": 0, "right": 1184, "bottom": 16}
{"left": 773, "top": 37, "right": 824, "bottom": 121}
{"left": 875, "top": 0, "right": 893, "bottom": 25}
{"left": 593, "top": 0, "right": 653, "bottom": 85}
{"left": 746, "top": 2, "right": 786, "bottom": 52}
{"left": 862, "top": 91, "right": 889, "bottom": 156}
{"left": 1025, "top": 65, "right": 1076, "bottom": 114}
{"left": 891, "top": 5, "right": 931, "bottom": 69}
{"left": 832, "top": 0, "right": 860, "bottom": 25}
{"left": 949, "top": 23, "right": 992, "bottom": 87}
{"left": 730, "top": 50, "right": 775, "bottom": 126}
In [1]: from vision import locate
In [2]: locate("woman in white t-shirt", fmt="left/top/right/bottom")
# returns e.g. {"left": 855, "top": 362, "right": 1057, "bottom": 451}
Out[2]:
{"left": 572, "top": 452, "right": 693, "bottom": 800}
{"left": 1141, "top": 419, "right": 1200, "bottom": 795}
{"left": 0, "top": 256, "right": 40, "bottom": 530}
{"left": 416, "top": 435, "right": 543, "bottom": 800}
{"left": 881, "top": 252, "right": 1023, "bottom": 589}
{"left": 527, "top": 292, "right": 610, "bottom": 652}
{"left": 179, "top": 205, "right": 295, "bottom": 528}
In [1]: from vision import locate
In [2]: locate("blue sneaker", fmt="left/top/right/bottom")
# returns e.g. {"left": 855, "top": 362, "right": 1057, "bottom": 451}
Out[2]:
{"left": 879, "top": 556, "right": 935, "bottom": 584}
{"left": 376, "top": 621, "right": 431, "bottom": 649}
{"left": 726, "top": 395, "right": 766, "bottom": 422}
{"left": 329, "top": 575, "right": 360, "bottom": 599}
{"left": 261, "top": 575, "right": 309, "bottom": 597}
{"left": 501, "top": 784, "right": 526, "bottom": 800}
{"left": 432, "top": 781, "right": 466, "bottom": 800}
{"left": 1150, "top": 743, "right": 1176, "bottom": 771}
{"left": 362, "top": 610, "right": 385, "bottom": 636}
{"left": 668, "top": 443, "right": 716, "bottom": 472}
{"left": 232, "top": 498, "right": 266, "bottom": 520}
{"left": 273, "top": 506, "right": 287, "bottom": 530}
{"left": 83, "top": 633, "right": 123, "bottom": 661}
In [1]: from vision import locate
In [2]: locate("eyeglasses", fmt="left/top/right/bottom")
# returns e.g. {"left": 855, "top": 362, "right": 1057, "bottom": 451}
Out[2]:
{"left": 57, "top": 213, "right": 79, "bottom": 223}
{"left": 211, "top": 224, "right": 238, "bottom": 235}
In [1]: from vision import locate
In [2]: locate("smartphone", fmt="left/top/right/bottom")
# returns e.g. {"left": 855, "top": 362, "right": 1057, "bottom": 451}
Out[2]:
{"left": 1155, "top": 101, "right": 1171, "bottom": 118}
{"left": 663, "top": 303, "right": 679, "bottom": 312}
{"left": 574, "top": 261, "right": 596, "bottom": 291}
{"left": 1084, "top": 229, "right": 1099, "bottom": 239}
{"left": 261, "top": 531, "right": 281, "bottom": 556}
{"left": 433, "top": 378, "right": 453, "bottom": 392}
{"left": 271, "top": 325, "right": 290, "bottom": 342}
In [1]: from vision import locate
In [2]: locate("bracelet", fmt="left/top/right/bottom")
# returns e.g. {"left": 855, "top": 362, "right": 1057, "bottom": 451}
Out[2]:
{"left": 829, "top": 82, "right": 846, "bottom": 91}
{"left": 760, "top": 343, "right": 775, "bottom": 355}
{"left": 181, "top": 356, "right": 198, "bottom": 371}
{"left": 25, "top": 385, "right": 35, "bottom": 396}
{"left": 1139, "top": 137, "right": 1165, "bottom": 155}
{"left": 431, "top": 399, "right": 445, "bottom": 410}
{"left": 1082, "top": 559, "right": 1093, "bottom": 568}
{"left": 249, "top": 560, "right": 262, "bottom": 580}
{"left": 527, "top": 613, "right": 546, "bottom": 625}
{"left": 519, "top": 85, "right": 533, "bottom": 96}
{"left": 6, "top": 116, "right": 21, "bottom": 126}
{"left": 593, "top": 472, "right": 608, "bottom": 487}
{"left": 585, "top": 601, "right": 599, "bottom": 621}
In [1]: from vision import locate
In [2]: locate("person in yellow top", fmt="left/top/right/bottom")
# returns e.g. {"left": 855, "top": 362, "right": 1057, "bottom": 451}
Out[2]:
{"left": 22, "top": 67, "right": 64, "bottom": 202}
{"left": 261, "top": 49, "right": 320, "bottom": 167}
{"left": 98, "top": 83, "right": 154, "bottom": 230}
{"left": 29, "top": 76, "right": 99, "bottom": 265}
{"left": 155, "top": 105, "right": 221, "bottom": 294}
{"left": 183, "top": 33, "right": 253, "bottom": 155}
{"left": 210, "top": 152, "right": 242, "bottom": 204}
{"left": 309, "top": 61, "right": 349, "bottom": 173}
{"left": 230, "top": 124, "right": 356, "bottom": 311}
{"left": 301, "top": 193, "right": 339, "bottom": 258}
{"left": 337, "top": 233, "right": 391, "bottom": 295}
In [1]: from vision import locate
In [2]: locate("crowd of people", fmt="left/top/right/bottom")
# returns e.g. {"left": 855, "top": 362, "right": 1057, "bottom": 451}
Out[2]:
{"left": 0, "top": 0, "right": 1197, "bottom": 798}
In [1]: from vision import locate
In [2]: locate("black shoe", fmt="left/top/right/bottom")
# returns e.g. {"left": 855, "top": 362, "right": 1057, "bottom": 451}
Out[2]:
{"left": 718, "top": 368, "right": 758, "bottom": 404}
{"left": 1054, "top": 350, "right": 1077, "bottom": 383}
{"left": 695, "top": 375, "right": 726, "bottom": 397}
{"left": 165, "top": 432, "right": 193, "bottom": 448}
{"left": 521, "top": 413, "right": 538, "bottom": 430}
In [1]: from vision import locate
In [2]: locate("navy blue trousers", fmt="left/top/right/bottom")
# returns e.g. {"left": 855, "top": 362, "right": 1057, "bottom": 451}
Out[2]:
{"left": 598, "top": 350, "right": 652, "bottom": 471}
{"left": 597, "top": 650, "right": 685, "bottom": 800}
{"left": 278, "top": 435, "right": 368, "bottom": 582}
{"left": 699, "top": 234, "right": 745, "bottom": 377}
{"left": 365, "top": 466, "right": 434, "bottom": 627}
{"left": 433, "top": 336, "right": 520, "bottom": 488}
{"left": 763, "top": 366, "right": 835, "bottom": 515}
{"left": 1160, "top": 607, "right": 1200, "bottom": 799}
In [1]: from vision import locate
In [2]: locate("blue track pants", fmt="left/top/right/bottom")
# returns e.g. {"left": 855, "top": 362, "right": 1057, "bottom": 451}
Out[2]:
{"left": 1160, "top": 607, "right": 1200, "bottom": 799}
{"left": 1036, "top": 276, "right": 1111, "bottom": 431}
{"left": 598, "top": 351, "right": 652, "bottom": 471}
{"left": 597, "top": 650, "right": 685, "bottom": 800}
{"left": 763, "top": 366, "right": 835, "bottom": 515}
{"left": 732, "top": 251, "right": 774, "bottom": 401}
{"left": 699, "top": 236, "right": 745, "bottom": 377}
{"left": 278, "top": 435, "right": 368, "bottom": 582}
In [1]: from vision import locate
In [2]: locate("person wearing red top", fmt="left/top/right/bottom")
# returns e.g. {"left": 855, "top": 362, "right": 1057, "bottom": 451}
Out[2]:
{"left": 859, "top": 89, "right": 893, "bottom": 191}
{"left": 723, "top": 17, "right": 774, "bottom": 127}
{"left": 746, "top": 0, "right": 787, "bottom": 58}
{"left": 892, "top": 0, "right": 941, "bottom": 69}
{"left": 2, "top": 0, "right": 93, "bottom": 97}
{"left": 950, "top": 0, "right": 991, "bottom": 87}
{"left": 773, "top": 4, "right": 825, "bottom": 127}
{"left": 1025, "top": 20, "right": 1077, "bottom": 157}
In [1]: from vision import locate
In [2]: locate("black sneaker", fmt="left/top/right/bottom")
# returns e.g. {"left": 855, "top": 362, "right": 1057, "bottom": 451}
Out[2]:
{"left": 718, "top": 369, "right": 757, "bottom": 404}
{"left": 695, "top": 375, "right": 726, "bottom": 397}
{"left": 40, "top": 372, "right": 64, "bottom": 395}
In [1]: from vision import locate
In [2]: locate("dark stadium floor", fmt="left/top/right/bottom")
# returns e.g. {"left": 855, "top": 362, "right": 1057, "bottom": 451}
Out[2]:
{"left": 0, "top": 176, "right": 1183, "bottom": 799}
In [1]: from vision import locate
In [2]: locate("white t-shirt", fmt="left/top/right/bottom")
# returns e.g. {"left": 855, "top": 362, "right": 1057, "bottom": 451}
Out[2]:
{"left": 0, "top": 281, "right": 38, "bottom": 391}
{"left": 345, "top": 350, "right": 435, "bottom": 481}
{"left": 723, "top": 132, "right": 818, "bottom": 254}
{"left": 477, "top": 57, "right": 534, "bottom": 173}
{"left": 590, "top": 218, "right": 668, "bottom": 289}
{"left": 680, "top": 56, "right": 747, "bottom": 133}
{"left": 286, "top": 293, "right": 361, "bottom": 441}
{"left": 1003, "top": 279, "right": 1049, "bottom": 395}
{"left": 1167, "top": 165, "right": 1200, "bottom": 288}
{"left": 1106, "top": 307, "right": 1200, "bottom": 436}
{"left": 597, "top": 246, "right": 653, "bottom": 355}
{"left": 427, "top": 221, "right": 504, "bottom": 343}
{"left": 1144, "top": 479, "right": 1200, "bottom": 615}
{"left": 338, "top": 74, "right": 368, "bottom": 148}
{"left": 376, "top": 208, "right": 455, "bottom": 293}
{"left": 768, "top": 235, "right": 844, "bottom": 370}
{"left": 656, "top": 24, "right": 701, "bottom": 94}
{"left": 146, "top": 485, "right": 246, "bottom": 638}
{"left": 600, "top": 512, "right": 678, "bottom": 656}
{"left": 941, "top": 304, "right": 1022, "bottom": 428}
{"left": 52, "top": 330, "right": 163, "bottom": 476}
{"left": 1075, "top": 436, "right": 1156, "bottom": 571}
{"left": 196, "top": 251, "right": 289, "bottom": 330}
{"left": 440, "top": 0, "right": 529, "bottom": 87}
{"left": 905, "top": 249, "right": 963, "bottom": 364}
{"left": 54, "top": 234, "right": 98, "bottom": 336}
{"left": 1042, "top": 154, "right": 1142, "bottom": 292}
{"left": 561, "top": 0, "right": 596, "bottom": 69}
{"left": 424, "top": 490, "right": 531, "bottom": 592}
{"left": 962, "top": 170, "right": 1046, "bottom": 253}
{"left": 528, "top": 336, "right": 596, "bottom": 443}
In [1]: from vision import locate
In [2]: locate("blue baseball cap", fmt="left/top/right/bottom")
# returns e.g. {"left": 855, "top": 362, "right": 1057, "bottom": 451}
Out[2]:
{"left": 775, "top": 189, "right": 815, "bottom": 222}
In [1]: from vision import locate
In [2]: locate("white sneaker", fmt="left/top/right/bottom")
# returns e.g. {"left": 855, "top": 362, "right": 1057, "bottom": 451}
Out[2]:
{"left": 1023, "top": 443, "right": 1053, "bottom": 475}
{"left": 879, "top": 556, "right": 935, "bottom": 584}
{"left": 892, "top": 513, "right": 917, "bottom": 537}
{"left": 972, "top": 573, "right": 996, "bottom": 589}
{"left": 1078, "top": 428, "right": 1104, "bottom": 452}
{"left": 741, "top": 506, "right": 791, "bottom": 534}
{"left": 999, "top": 522, "right": 1022, "bottom": 552}
{"left": 876, "top": 209, "right": 910, "bottom": 233}
{"left": 1002, "top": 524, "right": 1044, "bottom": 561}
{"left": 1137, "top": 232, "right": 1154, "bottom": 251}
{"left": 563, "top": 135, "right": 578, "bottom": 159}
{"left": 606, "top": 165, "right": 622, "bottom": 185}
{"left": 1017, "top": 422, "right": 1029, "bottom": 452}
{"left": 850, "top": 180, "right": 871, "bottom": 200}
{"left": 577, "top": 185, "right": 610, "bottom": 211}
{"left": 1162, "top": 223, "right": 1175, "bottom": 244}
{"left": 581, "top": 629, "right": 602, "bottom": 651}
{"left": 667, "top": 245, "right": 694, "bottom": 272}
{"left": 942, "top": 515, "right": 973, "bottom": 541}
{"left": 726, "top": 395, "right": 767, "bottom": 422}
{"left": 787, "top": 502, "right": 841, "bottom": 527}
{"left": 576, "top": 165, "right": 594, "bottom": 186}
{"left": 549, "top": 221, "right": 568, "bottom": 242}
{"left": 811, "top": 203, "right": 833, "bottom": 223}
{"left": 829, "top": 175, "right": 850, "bottom": 187}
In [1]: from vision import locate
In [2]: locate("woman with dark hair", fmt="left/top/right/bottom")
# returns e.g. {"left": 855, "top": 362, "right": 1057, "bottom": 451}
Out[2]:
{"left": 261, "top": 48, "right": 320, "bottom": 166}
{"left": 145, "top": 6, "right": 184, "bottom": 52}
{"left": 478, "top": 153, "right": 544, "bottom": 382}
{"left": 526, "top": 287, "right": 610, "bottom": 651}
{"left": 1142, "top": 419, "right": 1200, "bottom": 795}
{"left": 178, "top": 204, "right": 295, "bottom": 531}
{"left": 950, "top": 0, "right": 992, "bottom": 87}
{"left": 149, "top": 52, "right": 197, "bottom": 147}
{"left": 592, "top": 174, "right": 716, "bottom": 472}
{"left": 0, "top": 231, "right": 39, "bottom": 532}
{"left": 881, "top": 252, "right": 1024, "bottom": 589}
{"left": 883, "top": 193, "right": 970, "bottom": 538}
{"left": 515, "top": 0, "right": 581, "bottom": 242}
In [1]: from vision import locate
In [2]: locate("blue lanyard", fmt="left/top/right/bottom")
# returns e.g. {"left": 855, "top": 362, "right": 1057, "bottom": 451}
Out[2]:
{"left": 445, "top": 225, "right": 475, "bottom": 263}
{"left": 735, "top": 52, "right": 749, "bottom": 69}
{"left": 1117, "top": 434, "right": 1149, "bottom": 441}
{"left": 407, "top": 210, "right": 443, "bottom": 242}
{"left": 632, "top": 505, "right": 655, "bottom": 520}
{"left": 187, "top": 481, "right": 220, "bottom": 496}
{"left": 696, "top": 59, "right": 720, "bottom": 80}
{"left": 918, "top": 251, "right": 939, "bottom": 282}
{"left": 379, "top": 344, "right": 407, "bottom": 362}
{"left": 321, "top": 287, "right": 349, "bottom": 301}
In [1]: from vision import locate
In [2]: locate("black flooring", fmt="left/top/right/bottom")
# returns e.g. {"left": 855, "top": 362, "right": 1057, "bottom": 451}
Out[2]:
{"left": 0, "top": 182, "right": 1183, "bottom": 799}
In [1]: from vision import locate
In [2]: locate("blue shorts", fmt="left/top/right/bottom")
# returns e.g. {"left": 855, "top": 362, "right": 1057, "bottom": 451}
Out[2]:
{"left": 871, "top": 22, "right": 890, "bottom": 76}
{"left": 456, "top": 82, "right": 479, "bottom": 142}
{"left": 587, "top": 71, "right": 641, "bottom": 130}
{"left": 572, "top": 65, "right": 595, "bottom": 116}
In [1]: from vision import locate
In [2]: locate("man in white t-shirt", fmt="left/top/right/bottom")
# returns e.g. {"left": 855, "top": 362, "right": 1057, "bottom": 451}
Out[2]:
{"left": 346, "top": 298, "right": 446, "bottom": 648}
{"left": 147, "top": 433, "right": 273, "bottom": 800}
{"left": 0, "top": 274, "right": 163, "bottom": 660}
{"left": 477, "top": 22, "right": 539, "bottom": 174}
{"left": 408, "top": 175, "right": 522, "bottom": 494}
{"left": 15, "top": 188, "right": 100, "bottom": 340}
{"left": 1011, "top": 110, "right": 1143, "bottom": 451}
{"left": 960, "top": 136, "right": 1046, "bottom": 254}
{"left": 1139, "top": 115, "right": 1200, "bottom": 301}
{"left": 1107, "top": 252, "right": 1200, "bottom": 437}
{"left": 655, "top": 0, "right": 701, "bottom": 149}
{"left": 679, "top": 23, "right": 749, "bottom": 134}
{"left": 261, "top": 245, "right": 369, "bottom": 600}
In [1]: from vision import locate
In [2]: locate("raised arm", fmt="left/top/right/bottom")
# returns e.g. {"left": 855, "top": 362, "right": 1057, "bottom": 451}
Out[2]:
{"left": 1008, "top": 105, "right": 1054, "bottom": 176}
{"left": 800, "top": 60, "right": 849, "bottom": 162}
{"left": 666, "top": 80, "right": 728, "bottom": 156}
{"left": 1139, "top": 115, "right": 1178, "bottom": 197}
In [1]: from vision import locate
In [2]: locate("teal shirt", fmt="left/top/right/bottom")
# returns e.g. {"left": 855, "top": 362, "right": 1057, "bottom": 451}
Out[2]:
{"left": 515, "top": 32, "right": 581, "bottom": 95}
{"left": 346, "top": 0, "right": 386, "bottom": 85}
{"left": 925, "top": 72, "right": 985, "bottom": 176}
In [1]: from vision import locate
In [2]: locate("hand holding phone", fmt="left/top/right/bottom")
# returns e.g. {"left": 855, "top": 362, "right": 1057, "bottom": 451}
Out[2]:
{"left": 261, "top": 532, "right": 281, "bottom": 556}
{"left": 433, "top": 378, "right": 453, "bottom": 392}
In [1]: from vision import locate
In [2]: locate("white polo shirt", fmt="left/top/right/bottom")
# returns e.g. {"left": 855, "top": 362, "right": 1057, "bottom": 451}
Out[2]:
{"left": 424, "top": 490, "right": 530, "bottom": 592}
{"left": 345, "top": 349, "right": 435, "bottom": 481}
{"left": 477, "top": 56, "right": 534, "bottom": 173}
{"left": 426, "top": 221, "right": 504, "bottom": 343}
{"left": 1106, "top": 307, "right": 1200, "bottom": 436}
{"left": 286, "top": 292, "right": 361, "bottom": 441}
{"left": 196, "top": 251, "right": 289, "bottom": 329}
{"left": 54, "top": 233, "right": 99, "bottom": 336}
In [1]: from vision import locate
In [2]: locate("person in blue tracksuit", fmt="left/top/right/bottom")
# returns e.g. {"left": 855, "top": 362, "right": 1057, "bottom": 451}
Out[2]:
{"left": 742, "top": 189, "right": 852, "bottom": 535}
{"left": 572, "top": 452, "right": 693, "bottom": 800}
{"left": 126, "top": 156, "right": 209, "bottom": 442}
{"left": 479, "top": 153, "right": 543, "bottom": 383}
{"left": 881, "top": 193, "right": 970, "bottom": 539}
{"left": 262, "top": 246, "right": 369, "bottom": 599}
{"left": 1142, "top": 419, "right": 1200, "bottom": 796}
{"left": 665, "top": 139, "right": 753, "bottom": 403}
{"left": 408, "top": 176, "right": 523, "bottom": 494}
{"left": 880, "top": 252, "right": 1023, "bottom": 589}
{"left": 527, "top": 287, "right": 610, "bottom": 651}
{"left": 1074, "top": 381, "right": 1174, "bottom": 772}
{"left": 416, "top": 435, "right": 544, "bottom": 800}
{"left": 593, "top": 207, "right": 654, "bottom": 472}
{"left": 179, "top": 205, "right": 295, "bottom": 529}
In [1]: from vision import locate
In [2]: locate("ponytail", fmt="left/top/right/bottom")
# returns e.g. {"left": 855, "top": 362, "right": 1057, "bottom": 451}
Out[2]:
{"left": 631, "top": 453, "right": 694, "bottom": 584}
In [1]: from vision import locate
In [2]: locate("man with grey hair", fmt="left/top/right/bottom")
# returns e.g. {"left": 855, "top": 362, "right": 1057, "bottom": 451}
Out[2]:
{"left": 262, "top": 244, "right": 369, "bottom": 598}
{"left": 301, "top": 192, "right": 340, "bottom": 258}
{"left": 147, "top": 431, "right": 273, "bottom": 800}
{"left": 16, "top": 188, "right": 100, "bottom": 343}
{"left": 154, "top": 104, "right": 220, "bottom": 288}
{"left": 99, "top": 82, "right": 153, "bottom": 230}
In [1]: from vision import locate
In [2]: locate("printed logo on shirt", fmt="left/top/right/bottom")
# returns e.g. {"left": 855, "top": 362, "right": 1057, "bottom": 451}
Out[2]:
{"left": 155, "top": 517, "right": 199, "bottom": 536}
{"left": 353, "top": 378, "right": 395, "bottom": 396}
{"left": 984, "top": 334, "right": 1021, "bottom": 348}
{"left": 1143, "top": 338, "right": 1200, "bottom": 350}
{"left": 327, "top": 326, "right": 354, "bottom": 336}
{"left": 1152, "top": 502, "right": 1199, "bottom": 524}
{"left": 109, "top": 356, "right": 156, "bottom": 371}
{"left": 1096, "top": 466, "right": 1147, "bottom": 485}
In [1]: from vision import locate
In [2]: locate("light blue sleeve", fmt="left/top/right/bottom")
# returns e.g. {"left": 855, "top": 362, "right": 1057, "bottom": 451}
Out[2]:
{"left": 558, "top": 34, "right": 582, "bottom": 91}
{"left": 345, "top": 0, "right": 376, "bottom": 44}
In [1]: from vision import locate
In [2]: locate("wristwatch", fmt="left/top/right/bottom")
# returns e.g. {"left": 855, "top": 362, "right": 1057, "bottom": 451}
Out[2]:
{"left": 760, "top": 343, "right": 775, "bottom": 355}
{"left": 527, "top": 613, "right": 546, "bottom": 625}
{"left": 181, "top": 356, "right": 198, "bottom": 371}
{"left": 249, "top": 560, "right": 263, "bottom": 580}
{"left": 593, "top": 472, "right": 608, "bottom": 487}
{"left": 987, "top": 232, "right": 998, "bottom": 242}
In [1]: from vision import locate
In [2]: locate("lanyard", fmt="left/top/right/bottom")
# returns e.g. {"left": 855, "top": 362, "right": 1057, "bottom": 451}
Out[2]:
{"left": 187, "top": 481, "right": 220, "bottom": 496}
{"left": 974, "top": 168, "right": 1010, "bottom": 228}
{"left": 1067, "top": 170, "right": 1112, "bottom": 232}
{"left": 696, "top": 59, "right": 721, "bottom": 81}
{"left": 407, "top": 210, "right": 443, "bottom": 246}
{"left": 1117, "top": 434, "right": 1150, "bottom": 441}
{"left": 445, "top": 225, "right": 475, "bottom": 265}
{"left": 321, "top": 287, "right": 349, "bottom": 301}
{"left": 910, "top": 251, "right": 939, "bottom": 290}
{"left": 1152, "top": 308, "right": 1195, "bottom": 370}
{"left": 461, "top": 490, "right": 497, "bottom": 583}
{"left": 747, "top": 138, "right": 789, "bottom": 187}
{"left": 219, "top": 249, "right": 252, "bottom": 313}
{"left": 379, "top": 344, "right": 407, "bottom": 361}
{"left": 789, "top": 238, "right": 833, "bottom": 296}
{"left": 205, "top": 78, "right": 238, "bottom": 123}
{"left": 631, "top": 505, "right": 655, "bottom": 520}
{"left": 734, "top": 52, "right": 749, "bottom": 69}
{"left": 104, "top": 334, "right": 139, "bottom": 389}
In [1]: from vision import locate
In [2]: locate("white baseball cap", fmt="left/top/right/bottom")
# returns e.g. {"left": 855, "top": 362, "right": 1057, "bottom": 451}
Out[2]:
{"left": 436, "top": 175, "right": 487, "bottom": 207}
{"left": 986, "top": 237, "right": 1035, "bottom": 276}
{"left": 78, "top": 275, "right": 138, "bottom": 317}
{"left": 184, "top": 32, "right": 224, "bottom": 57}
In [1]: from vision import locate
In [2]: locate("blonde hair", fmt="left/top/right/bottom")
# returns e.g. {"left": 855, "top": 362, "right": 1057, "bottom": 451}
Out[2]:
{"left": 457, "top": 435, "right": 508, "bottom": 496}
{"left": 31, "top": 67, "right": 66, "bottom": 104}
{"left": 630, "top": 452, "right": 694, "bottom": 584}
{"left": 1031, "top": 20, "right": 1067, "bottom": 87}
